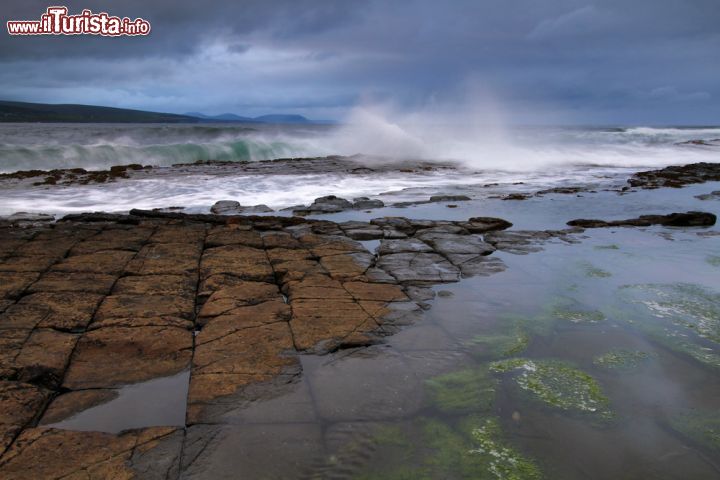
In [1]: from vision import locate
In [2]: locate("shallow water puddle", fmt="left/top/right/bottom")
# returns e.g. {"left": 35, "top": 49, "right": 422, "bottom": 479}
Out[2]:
{"left": 45, "top": 370, "right": 190, "bottom": 433}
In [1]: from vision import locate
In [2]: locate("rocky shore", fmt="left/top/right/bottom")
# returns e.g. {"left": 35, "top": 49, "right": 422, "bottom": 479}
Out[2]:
{"left": 0, "top": 205, "right": 591, "bottom": 478}
{"left": 0, "top": 159, "right": 718, "bottom": 478}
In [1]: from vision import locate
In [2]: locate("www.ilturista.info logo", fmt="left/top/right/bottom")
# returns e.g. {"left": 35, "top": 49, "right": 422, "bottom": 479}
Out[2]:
{"left": 7, "top": 6, "right": 151, "bottom": 36}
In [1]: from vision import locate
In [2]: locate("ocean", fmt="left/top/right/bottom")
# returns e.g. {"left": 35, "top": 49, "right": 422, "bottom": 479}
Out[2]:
{"left": 0, "top": 122, "right": 718, "bottom": 215}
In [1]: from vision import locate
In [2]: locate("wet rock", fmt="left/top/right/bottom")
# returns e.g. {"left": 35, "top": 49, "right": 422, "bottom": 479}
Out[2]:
{"left": 210, "top": 201, "right": 274, "bottom": 214}
{"left": 501, "top": 193, "right": 532, "bottom": 200}
{"left": 416, "top": 233, "right": 496, "bottom": 256}
{"left": 40, "top": 390, "right": 118, "bottom": 425}
{"left": 447, "top": 254, "right": 507, "bottom": 277}
{"left": 483, "top": 231, "right": 550, "bottom": 254}
{"left": 1, "top": 213, "right": 55, "bottom": 226}
{"left": 628, "top": 162, "right": 720, "bottom": 189}
{"left": 210, "top": 200, "right": 241, "bottom": 214}
{"left": 694, "top": 190, "right": 720, "bottom": 201}
{"left": 352, "top": 197, "right": 385, "bottom": 209}
{"left": 0, "top": 427, "right": 182, "bottom": 479}
{"left": 567, "top": 211, "right": 716, "bottom": 228}
{"left": 377, "top": 238, "right": 433, "bottom": 255}
{"left": 293, "top": 195, "right": 353, "bottom": 215}
{"left": 460, "top": 217, "right": 513, "bottom": 233}
{"left": 429, "top": 195, "right": 471, "bottom": 202}
{"left": 376, "top": 253, "right": 460, "bottom": 284}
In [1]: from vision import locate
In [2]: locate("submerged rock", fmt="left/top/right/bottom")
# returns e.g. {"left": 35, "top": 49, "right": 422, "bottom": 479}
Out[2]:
{"left": 425, "top": 368, "right": 496, "bottom": 414}
{"left": 593, "top": 349, "right": 653, "bottom": 370}
{"left": 358, "top": 417, "right": 542, "bottom": 480}
{"left": 490, "top": 358, "right": 611, "bottom": 417}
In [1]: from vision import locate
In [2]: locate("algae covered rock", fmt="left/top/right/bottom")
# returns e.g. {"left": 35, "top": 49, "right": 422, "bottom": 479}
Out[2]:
{"left": 425, "top": 368, "right": 497, "bottom": 414}
{"left": 617, "top": 283, "right": 720, "bottom": 369}
{"left": 593, "top": 349, "right": 652, "bottom": 370}
{"left": 623, "top": 283, "right": 720, "bottom": 343}
{"left": 358, "top": 417, "right": 542, "bottom": 480}
{"left": 490, "top": 358, "right": 610, "bottom": 417}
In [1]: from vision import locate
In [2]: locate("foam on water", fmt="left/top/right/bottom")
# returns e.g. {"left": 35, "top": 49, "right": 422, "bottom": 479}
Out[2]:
{"left": 0, "top": 116, "right": 719, "bottom": 174}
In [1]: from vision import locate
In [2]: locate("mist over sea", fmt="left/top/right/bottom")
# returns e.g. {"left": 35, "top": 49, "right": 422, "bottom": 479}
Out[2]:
{"left": 1, "top": 121, "right": 718, "bottom": 174}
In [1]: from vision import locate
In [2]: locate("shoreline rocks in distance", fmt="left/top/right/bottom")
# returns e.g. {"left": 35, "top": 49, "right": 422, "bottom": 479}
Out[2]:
{"left": 567, "top": 211, "right": 717, "bottom": 228}
{"left": 628, "top": 162, "right": 720, "bottom": 189}
{"left": 210, "top": 201, "right": 274, "bottom": 215}
{"left": 292, "top": 195, "right": 385, "bottom": 215}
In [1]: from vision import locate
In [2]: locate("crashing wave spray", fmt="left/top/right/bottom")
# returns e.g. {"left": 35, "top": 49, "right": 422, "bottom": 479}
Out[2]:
{"left": 326, "top": 97, "right": 720, "bottom": 171}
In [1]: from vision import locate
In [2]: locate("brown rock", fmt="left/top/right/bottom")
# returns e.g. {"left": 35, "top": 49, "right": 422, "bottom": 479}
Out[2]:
{"left": 28, "top": 272, "right": 116, "bottom": 295}
{"left": 51, "top": 250, "right": 135, "bottom": 275}
{"left": 12, "top": 292, "right": 104, "bottom": 330}
{"left": 0, "top": 426, "right": 181, "bottom": 480}
{"left": 150, "top": 225, "right": 206, "bottom": 244}
{"left": 125, "top": 243, "right": 201, "bottom": 276}
{"left": 40, "top": 390, "right": 118, "bottom": 425}
{"left": 63, "top": 326, "right": 192, "bottom": 389}
{"left": 112, "top": 274, "right": 196, "bottom": 296}
{"left": 0, "top": 381, "right": 49, "bottom": 456}
{"left": 206, "top": 227, "right": 263, "bottom": 249}
{"left": 0, "top": 256, "right": 58, "bottom": 273}
{"left": 319, "top": 252, "right": 373, "bottom": 280}
{"left": 14, "top": 329, "right": 78, "bottom": 387}
{"left": 200, "top": 245, "right": 274, "bottom": 283}
{"left": 343, "top": 282, "right": 408, "bottom": 302}
{"left": 94, "top": 294, "right": 195, "bottom": 322}
{"left": 290, "top": 299, "right": 377, "bottom": 352}
{"left": 198, "top": 282, "right": 280, "bottom": 320}
{"left": 0, "top": 273, "right": 38, "bottom": 299}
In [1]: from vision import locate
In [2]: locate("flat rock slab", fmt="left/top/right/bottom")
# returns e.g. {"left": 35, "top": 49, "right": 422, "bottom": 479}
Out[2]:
{"left": 0, "top": 211, "right": 549, "bottom": 476}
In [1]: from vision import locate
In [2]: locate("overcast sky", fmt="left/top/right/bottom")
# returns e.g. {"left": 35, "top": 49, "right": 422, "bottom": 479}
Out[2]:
{"left": 1, "top": 0, "right": 719, "bottom": 123}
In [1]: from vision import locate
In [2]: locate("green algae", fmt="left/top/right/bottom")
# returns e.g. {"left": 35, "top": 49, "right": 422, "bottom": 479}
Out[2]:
{"left": 594, "top": 244, "right": 620, "bottom": 250}
{"left": 425, "top": 368, "right": 497, "bottom": 414}
{"left": 593, "top": 349, "right": 653, "bottom": 370}
{"left": 668, "top": 410, "right": 720, "bottom": 455}
{"left": 465, "top": 417, "right": 543, "bottom": 480}
{"left": 706, "top": 255, "right": 720, "bottom": 267}
{"left": 467, "top": 324, "right": 530, "bottom": 359}
{"left": 549, "top": 297, "right": 606, "bottom": 325}
{"left": 579, "top": 261, "right": 612, "bottom": 278}
{"left": 357, "top": 417, "right": 542, "bottom": 480}
{"left": 490, "top": 358, "right": 611, "bottom": 417}
{"left": 621, "top": 283, "right": 720, "bottom": 344}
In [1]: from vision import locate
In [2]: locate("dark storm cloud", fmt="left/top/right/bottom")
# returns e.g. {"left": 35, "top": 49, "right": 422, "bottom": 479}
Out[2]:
{"left": 1, "top": 0, "right": 719, "bottom": 123}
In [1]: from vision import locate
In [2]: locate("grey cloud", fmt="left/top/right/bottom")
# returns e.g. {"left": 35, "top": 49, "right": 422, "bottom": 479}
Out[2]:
{"left": 1, "top": 0, "right": 719, "bottom": 123}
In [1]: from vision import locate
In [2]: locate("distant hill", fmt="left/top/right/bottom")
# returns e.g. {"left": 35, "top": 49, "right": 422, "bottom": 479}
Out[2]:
{"left": 185, "top": 112, "right": 258, "bottom": 122}
{"left": 0, "top": 100, "right": 199, "bottom": 123}
{"left": 0, "top": 100, "right": 328, "bottom": 124}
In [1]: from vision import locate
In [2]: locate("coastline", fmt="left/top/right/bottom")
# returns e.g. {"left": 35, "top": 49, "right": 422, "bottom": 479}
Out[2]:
{"left": 0, "top": 160, "right": 718, "bottom": 478}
